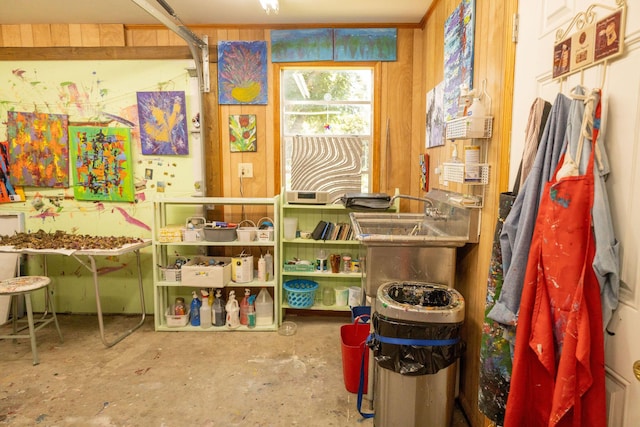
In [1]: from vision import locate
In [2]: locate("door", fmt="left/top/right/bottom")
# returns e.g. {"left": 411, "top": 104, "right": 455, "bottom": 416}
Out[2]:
{"left": 510, "top": 1, "right": 640, "bottom": 426}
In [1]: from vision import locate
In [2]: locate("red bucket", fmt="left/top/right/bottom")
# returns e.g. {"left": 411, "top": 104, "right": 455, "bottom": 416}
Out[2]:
{"left": 340, "top": 315, "right": 370, "bottom": 393}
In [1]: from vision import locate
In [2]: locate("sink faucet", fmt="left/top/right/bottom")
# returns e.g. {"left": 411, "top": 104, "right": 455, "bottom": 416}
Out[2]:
{"left": 389, "top": 194, "right": 434, "bottom": 208}
{"left": 390, "top": 194, "right": 447, "bottom": 220}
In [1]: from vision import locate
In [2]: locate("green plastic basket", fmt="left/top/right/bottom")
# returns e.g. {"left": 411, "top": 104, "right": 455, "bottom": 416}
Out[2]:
{"left": 283, "top": 279, "right": 319, "bottom": 308}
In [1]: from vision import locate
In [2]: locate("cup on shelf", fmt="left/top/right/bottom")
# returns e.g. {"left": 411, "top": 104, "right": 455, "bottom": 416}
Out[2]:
{"left": 322, "top": 286, "right": 335, "bottom": 306}
{"left": 283, "top": 217, "right": 298, "bottom": 240}
{"left": 329, "top": 254, "right": 341, "bottom": 273}
{"left": 348, "top": 286, "right": 362, "bottom": 306}
{"left": 335, "top": 287, "right": 349, "bottom": 306}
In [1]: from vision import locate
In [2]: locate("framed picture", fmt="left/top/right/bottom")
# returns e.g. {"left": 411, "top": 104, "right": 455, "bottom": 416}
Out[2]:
{"left": 229, "top": 114, "right": 257, "bottom": 152}
{"left": 218, "top": 41, "right": 268, "bottom": 105}
{"left": 137, "top": 91, "right": 189, "bottom": 155}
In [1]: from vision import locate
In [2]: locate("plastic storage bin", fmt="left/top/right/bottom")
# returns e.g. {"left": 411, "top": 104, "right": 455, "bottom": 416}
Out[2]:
{"left": 283, "top": 279, "right": 318, "bottom": 308}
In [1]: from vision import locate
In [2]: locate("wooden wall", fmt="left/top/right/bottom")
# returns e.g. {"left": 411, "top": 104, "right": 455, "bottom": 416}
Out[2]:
{"left": 1, "top": 3, "right": 518, "bottom": 424}
{"left": 419, "top": 2, "right": 518, "bottom": 427}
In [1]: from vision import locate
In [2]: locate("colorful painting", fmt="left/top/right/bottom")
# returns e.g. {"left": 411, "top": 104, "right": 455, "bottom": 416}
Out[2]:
{"left": 7, "top": 111, "right": 70, "bottom": 187}
{"left": 69, "top": 126, "right": 135, "bottom": 202}
{"left": 218, "top": 41, "right": 268, "bottom": 105}
{"left": 426, "top": 81, "right": 445, "bottom": 148}
{"left": 0, "top": 141, "right": 23, "bottom": 202}
{"left": 229, "top": 115, "right": 257, "bottom": 152}
{"left": 334, "top": 28, "right": 397, "bottom": 61}
{"left": 443, "top": 0, "right": 476, "bottom": 121}
{"left": 136, "top": 91, "right": 189, "bottom": 155}
{"left": 271, "top": 29, "right": 334, "bottom": 62}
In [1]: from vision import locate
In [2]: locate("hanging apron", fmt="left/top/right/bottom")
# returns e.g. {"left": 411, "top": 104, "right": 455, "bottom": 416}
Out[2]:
{"left": 504, "top": 94, "right": 606, "bottom": 427}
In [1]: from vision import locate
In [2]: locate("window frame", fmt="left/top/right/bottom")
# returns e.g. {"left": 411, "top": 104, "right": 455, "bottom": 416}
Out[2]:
{"left": 272, "top": 62, "right": 382, "bottom": 194}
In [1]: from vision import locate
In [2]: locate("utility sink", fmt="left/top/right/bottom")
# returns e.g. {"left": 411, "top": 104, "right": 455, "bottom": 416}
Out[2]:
{"left": 349, "top": 190, "right": 480, "bottom": 248}
{"left": 349, "top": 190, "right": 480, "bottom": 297}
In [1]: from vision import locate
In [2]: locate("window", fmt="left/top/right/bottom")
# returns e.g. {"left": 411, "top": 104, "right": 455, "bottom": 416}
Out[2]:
{"left": 280, "top": 67, "right": 374, "bottom": 200}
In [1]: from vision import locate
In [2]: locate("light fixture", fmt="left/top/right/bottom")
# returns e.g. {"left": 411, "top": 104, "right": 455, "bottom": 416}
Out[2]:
{"left": 259, "top": 0, "right": 279, "bottom": 14}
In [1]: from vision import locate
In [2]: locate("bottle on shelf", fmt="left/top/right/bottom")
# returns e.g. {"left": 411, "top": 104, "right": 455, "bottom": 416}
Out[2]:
{"left": 199, "top": 289, "right": 211, "bottom": 329}
{"left": 240, "top": 288, "right": 251, "bottom": 325}
{"left": 258, "top": 255, "right": 266, "bottom": 281}
{"left": 247, "top": 295, "right": 256, "bottom": 329}
{"left": 264, "top": 251, "right": 273, "bottom": 281}
{"left": 190, "top": 290, "right": 201, "bottom": 327}
{"left": 213, "top": 289, "right": 226, "bottom": 326}
{"left": 226, "top": 290, "right": 240, "bottom": 329}
{"left": 255, "top": 288, "right": 273, "bottom": 326}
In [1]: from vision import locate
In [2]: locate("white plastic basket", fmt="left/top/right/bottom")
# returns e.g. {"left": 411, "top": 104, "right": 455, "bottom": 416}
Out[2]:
{"left": 446, "top": 116, "right": 493, "bottom": 139}
{"left": 443, "top": 162, "right": 490, "bottom": 184}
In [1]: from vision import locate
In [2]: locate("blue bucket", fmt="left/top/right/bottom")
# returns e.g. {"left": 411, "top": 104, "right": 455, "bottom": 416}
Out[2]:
{"left": 351, "top": 306, "right": 371, "bottom": 323}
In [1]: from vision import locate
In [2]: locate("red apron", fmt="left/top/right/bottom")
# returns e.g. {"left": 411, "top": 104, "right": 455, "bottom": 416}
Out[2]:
{"left": 504, "top": 96, "right": 606, "bottom": 427}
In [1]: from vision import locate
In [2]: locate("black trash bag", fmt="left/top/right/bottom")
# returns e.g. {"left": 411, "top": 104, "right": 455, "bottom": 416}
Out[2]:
{"left": 369, "top": 312, "right": 465, "bottom": 376}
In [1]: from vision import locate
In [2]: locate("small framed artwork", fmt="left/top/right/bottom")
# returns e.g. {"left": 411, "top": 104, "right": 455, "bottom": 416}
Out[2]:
{"left": 229, "top": 114, "right": 257, "bottom": 152}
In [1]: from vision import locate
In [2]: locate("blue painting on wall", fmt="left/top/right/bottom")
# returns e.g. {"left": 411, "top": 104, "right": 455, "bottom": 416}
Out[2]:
{"left": 334, "top": 28, "right": 397, "bottom": 61}
{"left": 218, "top": 41, "right": 268, "bottom": 105}
{"left": 443, "top": 0, "right": 476, "bottom": 121}
{"left": 136, "top": 91, "right": 189, "bottom": 155}
{"left": 271, "top": 29, "right": 334, "bottom": 62}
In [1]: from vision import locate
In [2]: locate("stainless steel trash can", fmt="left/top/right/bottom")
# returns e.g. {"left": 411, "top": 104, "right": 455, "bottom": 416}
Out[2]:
{"left": 371, "top": 281, "right": 465, "bottom": 427}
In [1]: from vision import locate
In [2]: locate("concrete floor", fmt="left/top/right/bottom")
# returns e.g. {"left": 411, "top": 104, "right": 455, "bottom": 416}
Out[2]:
{"left": 1, "top": 314, "right": 470, "bottom": 426}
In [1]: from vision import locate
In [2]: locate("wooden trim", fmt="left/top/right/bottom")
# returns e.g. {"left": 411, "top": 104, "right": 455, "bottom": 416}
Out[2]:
{"left": 273, "top": 64, "right": 282, "bottom": 193}
{"left": 0, "top": 45, "right": 218, "bottom": 61}
{"left": 372, "top": 61, "right": 382, "bottom": 192}
{"left": 125, "top": 23, "right": 423, "bottom": 31}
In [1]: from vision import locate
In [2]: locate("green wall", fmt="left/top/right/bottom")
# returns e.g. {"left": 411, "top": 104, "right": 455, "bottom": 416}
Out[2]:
{"left": 0, "top": 59, "right": 201, "bottom": 314}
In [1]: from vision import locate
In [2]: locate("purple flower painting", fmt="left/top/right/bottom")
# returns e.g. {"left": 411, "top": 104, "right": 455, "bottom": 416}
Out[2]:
{"left": 218, "top": 41, "right": 268, "bottom": 105}
{"left": 136, "top": 91, "right": 189, "bottom": 155}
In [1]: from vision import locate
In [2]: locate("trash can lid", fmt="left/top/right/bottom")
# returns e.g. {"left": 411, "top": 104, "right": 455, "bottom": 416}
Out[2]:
{"left": 375, "top": 281, "right": 465, "bottom": 323}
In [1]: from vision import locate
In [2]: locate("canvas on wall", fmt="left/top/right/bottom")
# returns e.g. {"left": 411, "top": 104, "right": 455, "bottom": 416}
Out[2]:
{"left": 271, "top": 29, "right": 334, "bottom": 62}
{"left": 426, "top": 81, "right": 445, "bottom": 148}
{"left": 334, "top": 28, "right": 397, "bottom": 61}
{"left": 218, "top": 41, "right": 268, "bottom": 105}
{"left": 7, "top": 111, "right": 70, "bottom": 188}
{"left": 69, "top": 126, "right": 135, "bottom": 202}
{"left": 443, "top": 0, "right": 476, "bottom": 121}
{"left": 229, "top": 114, "right": 257, "bottom": 152}
{"left": 136, "top": 91, "right": 189, "bottom": 155}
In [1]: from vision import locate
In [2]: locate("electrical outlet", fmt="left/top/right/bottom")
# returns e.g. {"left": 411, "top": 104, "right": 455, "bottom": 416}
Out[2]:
{"left": 238, "top": 163, "right": 253, "bottom": 178}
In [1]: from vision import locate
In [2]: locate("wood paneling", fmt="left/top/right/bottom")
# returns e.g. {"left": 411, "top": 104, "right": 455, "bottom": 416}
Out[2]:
{"left": 51, "top": 24, "right": 71, "bottom": 47}
{"left": 32, "top": 24, "right": 52, "bottom": 47}
{"left": 419, "top": 2, "right": 518, "bottom": 427}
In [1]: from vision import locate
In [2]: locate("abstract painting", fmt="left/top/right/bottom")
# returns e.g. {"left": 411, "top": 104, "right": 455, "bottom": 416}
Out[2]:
{"left": 334, "top": 28, "right": 397, "bottom": 61}
{"left": 0, "top": 141, "right": 21, "bottom": 202}
{"left": 443, "top": 0, "right": 476, "bottom": 121}
{"left": 426, "top": 81, "right": 445, "bottom": 148}
{"left": 218, "top": 41, "right": 268, "bottom": 105}
{"left": 229, "top": 114, "right": 257, "bottom": 152}
{"left": 271, "top": 29, "right": 334, "bottom": 62}
{"left": 69, "top": 126, "right": 135, "bottom": 202}
{"left": 7, "top": 111, "right": 69, "bottom": 187}
{"left": 291, "top": 135, "right": 362, "bottom": 202}
{"left": 136, "top": 91, "right": 189, "bottom": 155}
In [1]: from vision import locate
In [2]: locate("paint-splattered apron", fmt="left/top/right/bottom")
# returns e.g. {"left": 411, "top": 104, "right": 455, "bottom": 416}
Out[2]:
{"left": 504, "top": 96, "right": 606, "bottom": 427}
{"left": 478, "top": 192, "right": 516, "bottom": 425}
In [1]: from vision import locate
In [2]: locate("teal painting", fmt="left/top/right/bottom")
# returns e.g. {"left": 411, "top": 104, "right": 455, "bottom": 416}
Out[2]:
{"left": 334, "top": 28, "right": 397, "bottom": 61}
{"left": 271, "top": 29, "right": 334, "bottom": 62}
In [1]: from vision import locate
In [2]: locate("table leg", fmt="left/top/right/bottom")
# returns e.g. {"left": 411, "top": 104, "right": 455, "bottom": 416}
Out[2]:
{"left": 87, "top": 251, "right": 146, "bottom": 348}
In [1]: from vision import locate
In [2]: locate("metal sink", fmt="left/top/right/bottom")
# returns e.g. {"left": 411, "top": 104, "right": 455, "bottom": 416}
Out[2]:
{"left": 349, "top": 189, "right": 479, "bottom": 297}
{"left": 350, "top": 212, "right": 468, "bottom": 247}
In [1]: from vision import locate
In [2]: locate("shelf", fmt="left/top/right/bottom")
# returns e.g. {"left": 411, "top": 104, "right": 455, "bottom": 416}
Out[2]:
{"left": 152, "top": 196, "right": 280, "bottom": 332}
{"left": 155, "top": 279, "right": 277, "bottom": 288}
{"left": 281, "top": 271, "right": 361, "bottom": 279}
{"left": 281, "top": 302, "right": 351, "bottom": 312}
{"left": 445, "top": 116, "right": 493, "bottom": 140}
{"left": 156, "top": 323, "right": 277, "bottom": 332}
{"left": 282, "top": 238, "right": 357, "bottom": 245}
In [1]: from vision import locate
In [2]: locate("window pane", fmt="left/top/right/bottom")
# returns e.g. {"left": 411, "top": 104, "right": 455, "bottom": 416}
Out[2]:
{"left": 281, "top": 67, "right": 373, "bottom": 194}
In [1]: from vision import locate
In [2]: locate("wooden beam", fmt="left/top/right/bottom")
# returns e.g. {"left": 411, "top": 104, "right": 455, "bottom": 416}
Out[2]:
{"left": 0, "top": 45, "right": 218, "bottom": 61}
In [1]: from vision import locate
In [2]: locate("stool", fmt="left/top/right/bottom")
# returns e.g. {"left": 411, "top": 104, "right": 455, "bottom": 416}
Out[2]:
{"left": 0, "top": 276, "right": 63, "bottom": 365}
